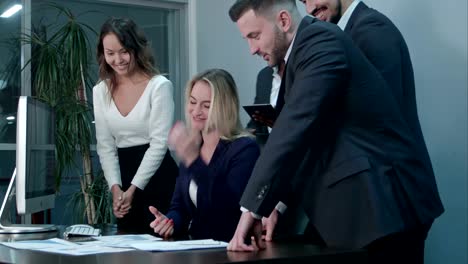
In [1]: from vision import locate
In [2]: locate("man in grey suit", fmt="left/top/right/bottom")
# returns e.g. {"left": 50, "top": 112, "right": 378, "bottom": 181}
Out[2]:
{"left": 227, "top": 1, "right": 444, "bottom": 263}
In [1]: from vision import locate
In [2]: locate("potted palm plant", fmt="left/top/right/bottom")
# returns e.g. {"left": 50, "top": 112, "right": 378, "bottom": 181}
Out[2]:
{"left": 11, "top": 3, "right": 111, "bottom": 224}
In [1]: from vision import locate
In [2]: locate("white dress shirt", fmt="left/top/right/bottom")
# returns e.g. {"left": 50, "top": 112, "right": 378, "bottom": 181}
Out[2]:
{"left": 267, "top": 67, "right": 282, "bottom": 134}
{"left": 93, "top": 75, "right": 174, "bottom": 190}
{"left": 270, "top": 67, "right": 282, "bottom": 108}
{"left": 337, "top": 0, "right": 361, "bottom": 30}
{"left": 189, "top": 180, "right": 198, "bottom": 207}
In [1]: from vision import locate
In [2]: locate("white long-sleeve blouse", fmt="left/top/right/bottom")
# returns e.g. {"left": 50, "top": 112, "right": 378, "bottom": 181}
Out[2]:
{"left": 93, "top": 75, "right": 174, "bottom": 190}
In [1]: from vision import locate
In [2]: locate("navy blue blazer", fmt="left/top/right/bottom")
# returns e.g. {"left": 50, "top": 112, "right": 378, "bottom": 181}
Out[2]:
{"left": 166, "top": 137, "right": 260, "bottom": 242}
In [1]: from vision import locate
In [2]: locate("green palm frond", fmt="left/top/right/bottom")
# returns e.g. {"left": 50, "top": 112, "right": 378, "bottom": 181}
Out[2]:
{"left": 7, "top": 2, "right": 110, "bottom": 224}
{"left": 66, "top": 170, "right": 113, "bottom": 224}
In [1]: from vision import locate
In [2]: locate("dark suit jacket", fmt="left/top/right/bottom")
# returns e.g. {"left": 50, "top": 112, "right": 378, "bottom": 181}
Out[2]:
{"left": 246, "top": 66, "right": 274, "bottom": 147}
{"left": 248, "top": 67, "right": 309, "bottom": 238}
{"left": 166, "top": 137, "right": 259, "bottom": 242}
{"left": 240, "top": 16, "right": 444, "bottom": 249}
{"left": 345, "top": 2, "right": 437, "bottom": 180}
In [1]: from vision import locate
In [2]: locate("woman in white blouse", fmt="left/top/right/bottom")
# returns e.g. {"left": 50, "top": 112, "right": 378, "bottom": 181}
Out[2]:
{"left": 93, "top": 17, "right": 178, "bottom": 233}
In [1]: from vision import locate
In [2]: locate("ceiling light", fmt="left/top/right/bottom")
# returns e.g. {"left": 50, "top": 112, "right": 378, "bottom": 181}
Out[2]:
{"left": 0, "top": 4, "right": 22, "bottom": 18}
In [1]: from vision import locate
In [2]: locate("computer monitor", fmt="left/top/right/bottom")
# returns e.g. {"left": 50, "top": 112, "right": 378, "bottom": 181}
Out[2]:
{"left": 16, "top": 96, "right": 56, "bottom": 214}
{"left": 0, "top": 96, "right": 57, "bottom": 233}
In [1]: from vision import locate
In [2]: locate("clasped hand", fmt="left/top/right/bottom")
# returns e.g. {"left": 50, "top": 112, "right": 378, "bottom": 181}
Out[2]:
{"left": 111, "top": 184, "right": 135, "bottom": 218}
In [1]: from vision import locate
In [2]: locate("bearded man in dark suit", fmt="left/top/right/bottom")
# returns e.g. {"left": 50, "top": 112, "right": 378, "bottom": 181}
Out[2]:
{"left": 227, "top": 1, "right": 444, "bottom": 263}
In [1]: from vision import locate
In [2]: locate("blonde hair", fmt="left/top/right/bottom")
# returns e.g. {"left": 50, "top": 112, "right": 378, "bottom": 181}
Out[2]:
{"left": 185, "top": 69, "right": 251, "bottom": 141}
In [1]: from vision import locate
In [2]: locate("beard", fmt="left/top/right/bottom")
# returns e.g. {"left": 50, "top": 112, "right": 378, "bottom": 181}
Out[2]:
{"left": 269, "top": 26, "right": 289, "bottom": 67}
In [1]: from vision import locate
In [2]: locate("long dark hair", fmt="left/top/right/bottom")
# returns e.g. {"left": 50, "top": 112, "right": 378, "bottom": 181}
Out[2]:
{"left": 97, "top": 17, "right": 159, "bottom": 95}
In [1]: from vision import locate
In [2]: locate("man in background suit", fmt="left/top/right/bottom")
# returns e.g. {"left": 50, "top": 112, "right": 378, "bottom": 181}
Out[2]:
{"left": 227, "top": 1, "right": 444, "bottom": 263}
{"left": 246, "top": 66, "right": 276, "bottom": 148}
{"left": 300, "top": 0, "right": 436, "bottom": 189}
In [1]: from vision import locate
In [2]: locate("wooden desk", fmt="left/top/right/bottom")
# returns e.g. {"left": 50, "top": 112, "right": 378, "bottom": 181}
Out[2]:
{"left": 0, "top": 225, "right": 368, "bottom": 263}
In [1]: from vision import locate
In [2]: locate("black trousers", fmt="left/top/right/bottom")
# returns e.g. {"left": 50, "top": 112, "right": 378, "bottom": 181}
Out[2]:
{"left": 364, "top": 222, "right": 432, "bottom": 264}
{"left": 304, "top": 221, "right": 432, "bottom": 264}
{"left": 117, "top": 144, "right": 178, "bottom": 234}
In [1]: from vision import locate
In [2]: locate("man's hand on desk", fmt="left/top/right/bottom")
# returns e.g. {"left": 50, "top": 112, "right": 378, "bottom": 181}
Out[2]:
{"left": 228, "top": 211, "right": 265, "bottom": 252}
{"left": 149, "top": 206, "right": 174, "bottom": 238}
{"left": 262, "top": 209, "right": 279, "bottom": 241}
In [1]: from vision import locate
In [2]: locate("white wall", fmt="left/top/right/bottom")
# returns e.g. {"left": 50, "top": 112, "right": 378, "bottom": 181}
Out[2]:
{"left": 364, "top": 1, "right": 468, "bottom": 263}
{"left": 195, "top": 0, "right": 262, "bottom": 126}
{"left": 193, "top": 1, "right": 467, "bottom": 264}
{"left": 195, "top": 0, "right": 307, "bottom": 125}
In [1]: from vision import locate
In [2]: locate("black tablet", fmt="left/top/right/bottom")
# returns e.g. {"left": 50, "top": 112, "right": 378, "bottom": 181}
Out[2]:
{"left": 242, "top": 103, "right": 277, "bottom": 122}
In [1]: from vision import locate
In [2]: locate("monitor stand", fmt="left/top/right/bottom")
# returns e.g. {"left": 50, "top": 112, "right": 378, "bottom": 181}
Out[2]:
{"left": 0, "top": 168, "right": 57, "bottom": 234}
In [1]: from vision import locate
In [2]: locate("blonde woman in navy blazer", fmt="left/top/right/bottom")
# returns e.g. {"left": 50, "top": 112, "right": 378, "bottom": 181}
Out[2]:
{"left": 149, "top": 69, "right": 260, "bottom": 242}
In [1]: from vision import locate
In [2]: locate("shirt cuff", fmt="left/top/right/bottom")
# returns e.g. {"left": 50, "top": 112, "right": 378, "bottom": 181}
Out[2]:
{"left": 240, "top": 207, "right": 262, "bottom": 219}
{"left": 108, "top": 180, "right": 122, "bottom": 191}
{"left": 275, "top": 201, "right": 288, "bottom": 214}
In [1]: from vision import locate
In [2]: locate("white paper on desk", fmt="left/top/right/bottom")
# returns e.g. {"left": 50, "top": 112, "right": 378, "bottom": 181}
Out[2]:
{"left": 37, "top": 244, "right": 134, "bottom": 256}
{"left": 82, "top": 234, "right": 162, "bottom": 248}
{"left": 1, "top": 238, "right": 76, "bottom": 250}
{"left": 131, "top": 239, "right": 228, "bottom": 251}
{"left": 1, "top": 238, "right": 134, "bottom": 256}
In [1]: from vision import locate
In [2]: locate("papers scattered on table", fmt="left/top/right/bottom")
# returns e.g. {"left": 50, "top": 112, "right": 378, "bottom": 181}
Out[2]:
{"left": 1, "top": 238, "right": 134, "bottom": 256}
{"left": 1, "top": 238, "right": 76, "bottom": 250}
{"left": 81, "top": 234, "right": 162, "bottom": 248}
{"left": 1, "top": 236, "right": 227, "bottom": 255}
{"left": 131, "top": 239, "right": 228, "bottom": 251}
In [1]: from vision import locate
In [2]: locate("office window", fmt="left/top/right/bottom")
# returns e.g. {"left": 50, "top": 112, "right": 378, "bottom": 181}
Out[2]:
{"left": 31, "top": 0, "right": 187, "bottom": 124}
{"left": 0, "top": 1, "right": 21, "bottom": 144}
{"left": 0, "top": 0, "right": 187, "bottom": 159}
{"left": 0, "top": 1, "right": 22, "bottom": 221}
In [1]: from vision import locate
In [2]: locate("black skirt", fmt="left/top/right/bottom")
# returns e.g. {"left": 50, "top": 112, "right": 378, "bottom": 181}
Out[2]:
{"left": 116, "top": 144, "right": 178, "bottom": 234}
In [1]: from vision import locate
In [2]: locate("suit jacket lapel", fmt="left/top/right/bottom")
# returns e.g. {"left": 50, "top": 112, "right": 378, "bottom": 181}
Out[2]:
{"left": 276, "top": 16, "right": 316, "bottom": 113}
{"left": 263, "top": 68, "right": 274, "bottom": 103}
{"left": 344, "top": 1, "right": 368, "bottom": 33}
{"left": 275, "top": 67, "right": 286, "bottom": 113}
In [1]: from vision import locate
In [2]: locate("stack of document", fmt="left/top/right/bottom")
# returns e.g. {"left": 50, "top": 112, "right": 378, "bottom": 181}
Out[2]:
{"left": 131, "top": 239, "right": 228, "bottom": 251}
{"left": 1, "top": 235, "right": 228, "bottom": 255}
{"left": 1, "top": 238, "right": 134, "bottom": 256}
